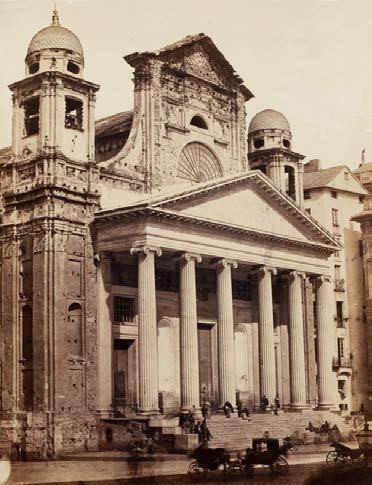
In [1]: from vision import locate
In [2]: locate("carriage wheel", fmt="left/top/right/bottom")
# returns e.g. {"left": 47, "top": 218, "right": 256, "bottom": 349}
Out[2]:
{"left": 187, "top": 460, "right": 207, "bottom": 480}
{"left": 271, "top": 456, "right": 289, "bottom": 475}
{"left": 326, "top": 450, "right": 338, "bottom": 465}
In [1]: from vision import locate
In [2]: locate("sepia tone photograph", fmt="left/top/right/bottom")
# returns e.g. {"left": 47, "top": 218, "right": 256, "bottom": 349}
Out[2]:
{"left": 1, "top": 0, "right": 372, "bottom": 483}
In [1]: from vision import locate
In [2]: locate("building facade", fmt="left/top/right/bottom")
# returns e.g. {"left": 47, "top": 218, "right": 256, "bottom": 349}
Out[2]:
{"left": 303, "top": 160, "right": 368, "bottom": 412}
{"left": 0, "top": 12, "right": 346, "bottom": 457}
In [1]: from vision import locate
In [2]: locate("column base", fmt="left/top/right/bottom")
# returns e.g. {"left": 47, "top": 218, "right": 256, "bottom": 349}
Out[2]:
{"left": 289, "top": 404, "right": 308, "bottom": 412}
{"left": 137, "top": 409, "right": 161, "bottom": 416}
{"left": 315, "top": 404, "right": 333, "bottom": 411}
{"left": 96, "top": 409, "right": 113, "bottom": 419}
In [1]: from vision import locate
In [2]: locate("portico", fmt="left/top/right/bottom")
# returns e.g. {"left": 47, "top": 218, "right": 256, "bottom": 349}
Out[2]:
{"left": 94, "top": 172, "right": 339, "bottom": 416}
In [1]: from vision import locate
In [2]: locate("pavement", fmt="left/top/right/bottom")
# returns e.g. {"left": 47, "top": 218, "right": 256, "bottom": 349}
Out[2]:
{"left": 4, "top": 442, "right": 359, "bottom": 484}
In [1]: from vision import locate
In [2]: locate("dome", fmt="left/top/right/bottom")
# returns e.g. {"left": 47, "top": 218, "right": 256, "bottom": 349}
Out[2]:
{"left": 248, "top": 109, "right": 290, "bottom": 134}
{"left": 27, "top": 10, "right": 83, "bottom": 59}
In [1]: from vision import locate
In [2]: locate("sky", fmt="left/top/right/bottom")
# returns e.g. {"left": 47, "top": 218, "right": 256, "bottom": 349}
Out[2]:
{"left": 1, "top": 0, "right": 372, "bottom": 169}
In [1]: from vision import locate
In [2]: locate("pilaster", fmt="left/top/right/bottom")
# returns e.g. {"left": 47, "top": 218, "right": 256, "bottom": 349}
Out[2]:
{"left": 96, "top": 252, "right": 113, "bottom": 417}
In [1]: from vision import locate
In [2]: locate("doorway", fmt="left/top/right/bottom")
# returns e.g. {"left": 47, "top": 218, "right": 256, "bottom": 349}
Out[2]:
{"left": 113, "top": 338, "right": 136, "bottom": 413}
{"left": 198, "top": 323, "right": 215, "bottom": 406}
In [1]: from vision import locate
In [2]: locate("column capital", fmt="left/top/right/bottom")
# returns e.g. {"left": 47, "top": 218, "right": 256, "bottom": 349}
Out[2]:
{"left": 130, "top": 246, "right": 162, "bottom": 257}
{"left": 285, "top": 270, "right": 306, "bottom": 282}
{"left": 176, "top": 252, "right": 202, "bottom": 264}
{"left": 94, "top": 251, "right": 113, "bottom": 263}
{"left": 253, "top": 265, "right": 277, "bottom": 277}
{"left": 216, "top": 258, "right": 238, "bottom": 269}
{"left": 312, "top": 274, "right": 332, "bottom": 284}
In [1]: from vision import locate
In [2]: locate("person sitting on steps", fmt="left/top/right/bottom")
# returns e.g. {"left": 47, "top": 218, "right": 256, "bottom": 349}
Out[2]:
{"left": 237, "top": 400, "right": 250, "bottom": 419}
{"left": 223, "top": 401, "right": 234, "bottom": 417}
{"left": 260, "top": 395, "right": 269, "bottom": 412}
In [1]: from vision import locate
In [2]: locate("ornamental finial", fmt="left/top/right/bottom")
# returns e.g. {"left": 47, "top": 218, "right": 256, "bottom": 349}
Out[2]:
{"left": 52, "top": 4, "right": 60, "bottom": 26}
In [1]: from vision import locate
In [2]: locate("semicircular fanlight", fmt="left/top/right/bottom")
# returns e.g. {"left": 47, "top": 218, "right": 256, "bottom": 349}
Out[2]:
{"left": 177, "top": 142, "right": 223, "bottom": 183}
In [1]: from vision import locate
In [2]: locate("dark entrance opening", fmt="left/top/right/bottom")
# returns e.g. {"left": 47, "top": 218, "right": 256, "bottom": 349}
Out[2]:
{"left": 198, "top": 323, "right": 215, "bottom": 407}
{"left": 113, "top": 338, "right": 137, "bottom": 414}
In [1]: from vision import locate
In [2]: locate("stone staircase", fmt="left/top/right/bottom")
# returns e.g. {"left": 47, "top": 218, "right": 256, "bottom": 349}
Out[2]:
{"left": 206, "top": 409, "right": 356, "bottom": 451}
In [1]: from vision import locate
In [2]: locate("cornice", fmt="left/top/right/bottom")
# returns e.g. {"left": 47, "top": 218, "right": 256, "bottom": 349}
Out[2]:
{"left": 248, "top": 147, "right": 305, "bottom": 162}
{"left": 9, "top": 71, "right": 99, "bottom": 92}
{"left": 94, "top": 205, "right": 337, "bottom": 255}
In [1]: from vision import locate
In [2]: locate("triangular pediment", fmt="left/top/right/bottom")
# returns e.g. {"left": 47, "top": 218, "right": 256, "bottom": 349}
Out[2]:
{"left": 125, "top": 34, "right": 253, "bottom": 100}
{"left": 149, "top": 173, "right": 339, "bottom": 248}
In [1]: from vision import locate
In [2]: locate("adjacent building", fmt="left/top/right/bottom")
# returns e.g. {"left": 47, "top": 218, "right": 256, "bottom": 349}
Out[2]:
{"left": 303, "top": 160, "right": 368, "bottom": 412}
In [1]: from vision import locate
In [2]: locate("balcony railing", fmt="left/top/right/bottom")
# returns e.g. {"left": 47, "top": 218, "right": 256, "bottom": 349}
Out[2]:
{"left": 334, "top": 278, "right": 345, "bottom": 292}
{"left": 332, "top": 356, "right": 352, "bottom": 369}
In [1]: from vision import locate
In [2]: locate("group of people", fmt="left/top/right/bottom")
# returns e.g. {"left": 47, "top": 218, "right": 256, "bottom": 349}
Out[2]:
{"left": 179, "top": 408, "right": 213, "bottom": 442}
{"left": 260, "top": 395, "right": 281, "bottom": 414}
{"left": 222, "top": 400, "right": 250, "bottom": 419}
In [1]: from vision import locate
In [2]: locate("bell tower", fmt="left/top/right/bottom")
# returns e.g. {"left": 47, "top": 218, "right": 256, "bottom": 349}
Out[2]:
{"left": 247, "top": 109, "right": 305, "bottom": 206}
{"left": 10, "top": 9, "right": 98, "bottom": 162}
{"left": 0, "top": 10, "right": 100, "bottom": 458}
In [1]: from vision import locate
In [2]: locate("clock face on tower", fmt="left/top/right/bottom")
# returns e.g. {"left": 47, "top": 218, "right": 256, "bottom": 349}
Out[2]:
{"left": 177, "top": 142, "right": 223, "bottom": 183}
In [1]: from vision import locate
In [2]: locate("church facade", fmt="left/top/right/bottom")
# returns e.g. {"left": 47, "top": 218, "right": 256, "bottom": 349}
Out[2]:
{"left": 0, "top": 12, "right": 344, "bottom": 456}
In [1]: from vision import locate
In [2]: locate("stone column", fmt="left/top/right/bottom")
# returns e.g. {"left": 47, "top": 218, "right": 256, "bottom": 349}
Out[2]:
{"left": 96, "top": 252, "right": 113, "bottom": 417}
{"left": 257, "top": 266, "right": 277, "bottom": 405}
{"left": 315, "top": 275, "right": 335, "bottom": 408}
{"left": 179, "top": 253, "right": 201, "bottom": 411}
{"left": 288, "top": 271, "right": 307, "bottom": 408}
{"left": 217, "top": 259, "right": 238, "bottom": 407}
{"left": 130, "top": 246, "right": 162, "bottom": 413}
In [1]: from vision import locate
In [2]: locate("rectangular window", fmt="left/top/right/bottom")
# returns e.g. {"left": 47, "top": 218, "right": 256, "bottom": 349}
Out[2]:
{"left": 305, "top": 208, "right": 311, "bottom": 215}
{"left": 331, "top": 190, "right": 338, "bottom": 199}
{"left": 304, "top": 191, "right": 311, "bottom": 200}
{"left": 24, "top": 97, "right": 40, "bottom": 136}
{"left": 332, "top": 208, "right": 339, "bottom": 226}
{"left": 65, "top": 97, "right": 83, "bottom": 130}
{"left": 336, "top": 301, "right": 344, "bottom": 327}
{"left": 359, "top": 240, "right": 364, "bottom": 258}
{"left": 334, "top": 265, "right": 341, "bottom": 280}
{"left": 113, "top": 296, "right": 135, "bottom": 323}
{"left": 338, "top": 337, "right": 345, "bottom": 359}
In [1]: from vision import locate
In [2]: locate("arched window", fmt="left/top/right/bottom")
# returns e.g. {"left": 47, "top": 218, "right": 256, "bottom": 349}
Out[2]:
{"left": 67, "top": 61, "right": 80, "bottom": 75}
{"left": 67, "top": 303, "right": 83, "bottom": 356}
{"left": 253, "top": 138, "right": 264, "bottom": 149}
{"left": 177, "top": 142, "right": 223, "bottom": 183}
{"left": 29, "top": 62, "right": 39, "bottom": 75}
{"left": 284, "top": 165, "right": 296, "bottom": 200}
{"left": 234, "top": 326, "right": 248, "bottom": 392}
{"left": 21, "top": 305, "right": 33, "bottom": 411}
{"left": 190, "top": 115, "right": 208, "bottom": 130}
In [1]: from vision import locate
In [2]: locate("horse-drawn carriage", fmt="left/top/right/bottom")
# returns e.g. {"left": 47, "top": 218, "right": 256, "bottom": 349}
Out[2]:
{"left": 326, "top": 441, "right": 364, "bottom": 465}
{"left": 242, "top": 438, "right": 291, "bottom": 475}
{"left": 187, "top": 438, "right": 292, "bottom": 479}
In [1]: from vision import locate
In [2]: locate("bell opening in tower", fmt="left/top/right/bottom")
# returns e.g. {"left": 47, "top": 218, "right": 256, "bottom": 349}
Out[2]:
{"left": 23, "top": 97, "right": 40, "bottom": 136}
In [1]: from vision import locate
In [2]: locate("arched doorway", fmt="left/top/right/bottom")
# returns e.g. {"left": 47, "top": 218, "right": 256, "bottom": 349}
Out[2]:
{"left": 158, "top": 318, "right": 176, "bottom": 412}
{"left": 235, "top": 326, "right": 248, "bottom": 393}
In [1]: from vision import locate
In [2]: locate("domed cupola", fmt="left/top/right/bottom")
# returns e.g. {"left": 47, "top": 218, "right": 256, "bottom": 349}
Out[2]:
{"left": 247, "top": 109, "right": 305, "bottom": 205}
{"left": 248, "top": 109, "right": 292, "bottom": 152}
{"left": 25, "top": 9, "right": 84, "bottom": 78}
